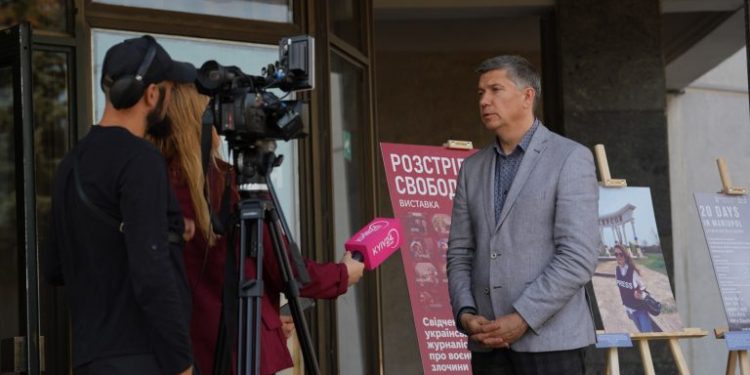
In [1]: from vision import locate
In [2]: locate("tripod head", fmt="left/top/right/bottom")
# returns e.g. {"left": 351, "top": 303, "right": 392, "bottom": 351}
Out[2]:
{"left": 232, "top": 139, "right": 283, "bottom": 186}
{"left": 227, "top": 138, "right": 310, "bottom": 287}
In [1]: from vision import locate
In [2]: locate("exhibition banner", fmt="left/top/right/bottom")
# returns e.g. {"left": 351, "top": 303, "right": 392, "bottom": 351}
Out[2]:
{"left": 380, "top": 142, "right": 476, "bottom": 374}
{"left": 694, "top": 193, "right": 750, "bottom": 331}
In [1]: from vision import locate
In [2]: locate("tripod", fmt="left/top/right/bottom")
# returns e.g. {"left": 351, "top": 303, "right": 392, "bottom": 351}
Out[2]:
{"left": 213, "top": 145, "right": 321, "bottom": 375}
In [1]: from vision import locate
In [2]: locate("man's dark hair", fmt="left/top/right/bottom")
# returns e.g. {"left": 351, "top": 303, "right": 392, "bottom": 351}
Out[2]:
{"left": 476, "top": 55, "right": 541, "bottom": 108}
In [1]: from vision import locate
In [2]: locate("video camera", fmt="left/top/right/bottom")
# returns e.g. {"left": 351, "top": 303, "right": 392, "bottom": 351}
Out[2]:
{"left": 195, "top": 35, "right": 314, "bottom": 149}
{"left": 196, "top": 38, "right": 322, "bottom": 375}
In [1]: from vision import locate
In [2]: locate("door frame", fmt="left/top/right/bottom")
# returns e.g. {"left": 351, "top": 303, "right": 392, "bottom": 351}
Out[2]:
{"left": 0, "top": 22, "right": 41, "bottom": 374}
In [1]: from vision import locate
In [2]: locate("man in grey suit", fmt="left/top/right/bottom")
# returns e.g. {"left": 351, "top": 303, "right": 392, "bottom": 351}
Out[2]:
{"left": 447, "top": 55, "right": 599, "bottom": 374}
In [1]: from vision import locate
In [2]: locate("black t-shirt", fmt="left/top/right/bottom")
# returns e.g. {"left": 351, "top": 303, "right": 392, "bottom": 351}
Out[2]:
{"left": 43, "top": 126, "right": 192, "bottom": 374}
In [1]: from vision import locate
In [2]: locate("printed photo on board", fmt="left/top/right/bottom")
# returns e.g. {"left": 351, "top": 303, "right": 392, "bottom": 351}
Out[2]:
{"left": 593, "top": 187, "right": 684, "bottom": 334}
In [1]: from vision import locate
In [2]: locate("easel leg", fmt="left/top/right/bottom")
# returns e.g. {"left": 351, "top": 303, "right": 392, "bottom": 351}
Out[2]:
{"left": 637, "top": 340, "right": 656, "bottom": 375}
{"left": 668, "top": 338, "right": 690, "bottom": 375}
{"left": 606, "top": 347, "right": 620, "bottom": 375}
{"left": 739, "top": 350, "right": 750, "bottom": 375}
{"left": 727, "top": 351, "right": 737, "bottom": 375}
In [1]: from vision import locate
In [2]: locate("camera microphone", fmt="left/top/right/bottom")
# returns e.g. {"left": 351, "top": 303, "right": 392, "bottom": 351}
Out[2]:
{"left": 345, "top": 218, "right": 403, "bottom": 271}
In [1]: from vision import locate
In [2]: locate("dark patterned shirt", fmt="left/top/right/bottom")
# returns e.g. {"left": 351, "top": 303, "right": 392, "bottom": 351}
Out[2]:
{"left": 493, "top": 119, "right": 540, "bottom": 224}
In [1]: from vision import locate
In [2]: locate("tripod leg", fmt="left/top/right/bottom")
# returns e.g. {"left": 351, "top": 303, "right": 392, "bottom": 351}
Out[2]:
{"left": 267, "top": 209, "right": 321, "bottom": 375}
{"left": 214, "top": 215, "right": 240, "bottom": 375}
{"left": 236, "top": 202, "right": 265, "bottom": 375}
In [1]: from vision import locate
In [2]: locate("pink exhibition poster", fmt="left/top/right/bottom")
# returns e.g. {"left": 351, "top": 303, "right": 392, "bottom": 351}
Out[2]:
{"left": 380, "top": 142, "right": 477, "bottom": 374}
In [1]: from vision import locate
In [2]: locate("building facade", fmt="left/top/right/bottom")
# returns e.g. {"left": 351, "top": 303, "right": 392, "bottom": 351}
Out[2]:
{"left": 0, "top": 0, "right": 747, "bottom": 373}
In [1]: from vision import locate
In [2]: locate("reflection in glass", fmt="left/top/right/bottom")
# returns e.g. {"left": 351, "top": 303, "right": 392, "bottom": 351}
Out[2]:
{"left": 328, "top": 0, "right": 363, "bottom": 50}
{"left": 0, "top": 0, "right": 69, "bottom": 33}
{"left": 33, "top": 50, "right": 71, "bottom": 373}
{"left": 0, "top": 65, "right": 19, "bottom": 344}
{"left": 94, "top": 0, "right": 292, "bottom": 23}
{"left": 330, "top": 52, "right": 367, "bottom": 375}
{"left": 33, "top": 50, "right": 68, "bottom": 240}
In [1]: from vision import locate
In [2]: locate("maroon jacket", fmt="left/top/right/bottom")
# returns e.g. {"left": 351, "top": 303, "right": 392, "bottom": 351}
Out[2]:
{"left": 169, "top": 160, "right": 348, "bottom": 375}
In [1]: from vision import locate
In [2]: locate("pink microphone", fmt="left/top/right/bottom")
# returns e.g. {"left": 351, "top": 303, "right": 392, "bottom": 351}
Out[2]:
{"left": 345, "top": 218, "right": 403, "bottom": 271}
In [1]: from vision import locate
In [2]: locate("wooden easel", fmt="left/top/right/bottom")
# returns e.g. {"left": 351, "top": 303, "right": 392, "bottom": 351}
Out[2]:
{"left": 594, "top": 144, "right": 707, "bottom": 375}
{"left": 717, "top": 158, "right": 747, "bottom": 195}
{"left": 713, "top": 158, "right": 750, "bottom": 375}
{"left": 715, "top": 328, "right": 750, "bottom": 375}
{"left": 443, "top": 139, "right": 473, "bottom": 150}
{"left": 599, "top": 329, "right": 708, "bottom": 375}
{"left": 594, "top": 145, "right": 627, "bottom": 188}
{"left": 628, "top": 329, "right": 707, "bottom": 375}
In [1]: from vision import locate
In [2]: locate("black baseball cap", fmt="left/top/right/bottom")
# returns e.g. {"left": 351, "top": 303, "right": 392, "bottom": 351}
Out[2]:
{"left": 100, "top": 35, "right": 196, "bottom": 91}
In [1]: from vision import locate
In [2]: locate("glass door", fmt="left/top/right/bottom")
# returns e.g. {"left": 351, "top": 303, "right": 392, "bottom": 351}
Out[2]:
{"left": 0, "top": 22, "right": 41, "bottom": 374}
{"left": 330, "top": 50, "right": 369, "bottom": 375}
{"left": 325, "top": 0, "right": 377, "bottom": 372}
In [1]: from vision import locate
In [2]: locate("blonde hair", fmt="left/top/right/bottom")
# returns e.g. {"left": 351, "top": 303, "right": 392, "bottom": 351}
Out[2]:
{"left": 149, "top": 83, "right": 217, "bottom": 245}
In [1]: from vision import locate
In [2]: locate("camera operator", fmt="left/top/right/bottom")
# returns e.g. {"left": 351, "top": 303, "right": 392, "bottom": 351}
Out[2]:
{"left": 148, "top": 83, "right": 364, "bottom": 375}
{"left": 43, "top": 35, "right": 196, "bottom": 375}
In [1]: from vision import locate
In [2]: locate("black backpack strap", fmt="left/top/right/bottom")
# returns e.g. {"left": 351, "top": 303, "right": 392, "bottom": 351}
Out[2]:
{"left": 214, "top": 169, "right": 233, "bottom": 235}
{"left": 73, "top": 152, "right": 184, "bottom": 245}
{"left": 168, "top": 231, "right": 185, "bottom": 246}
{"left": 73, "top": 153, "right": 124, "bottom": 233}
{"left": 201, "top": 110, "right": 213, "bottom": 177}
{"left": 206, "top": 166, "right": 230, "bottom": 237}
{"left": 201, "top": 113, "right": 228, "bottom": 237}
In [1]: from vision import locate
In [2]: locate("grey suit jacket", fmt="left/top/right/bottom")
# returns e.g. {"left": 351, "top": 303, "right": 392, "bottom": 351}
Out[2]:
{"left": 447, "top": 124, "right": 599, "bottom": 352}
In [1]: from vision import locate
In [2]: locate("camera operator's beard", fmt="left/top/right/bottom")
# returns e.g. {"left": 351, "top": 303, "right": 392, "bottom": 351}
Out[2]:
{"left": 145, "top": 88, "right": 172, "bottom": 139}
{"left": 146, "top": 113, "right": 172, "bottom": 139}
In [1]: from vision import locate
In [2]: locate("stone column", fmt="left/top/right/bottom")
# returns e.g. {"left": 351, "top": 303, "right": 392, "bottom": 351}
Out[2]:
{"left": 556, "top": 0, "right": 672, "bottom": 371}
{"left": 556, "top": 0, "right": 670, "bottom": 256}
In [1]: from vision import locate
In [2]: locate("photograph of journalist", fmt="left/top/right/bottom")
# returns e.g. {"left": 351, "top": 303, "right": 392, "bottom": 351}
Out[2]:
{"left": 447, "top": 55, "right": 599, "bottom": 374}
{"left": 148, "top": 82, "right": 365, "bottom": 375}
{"left": 43, "top": 36, "right": 197, "bottom": 375}
{"left": 613, "top": 244, "right": 654, "bottom": 332}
